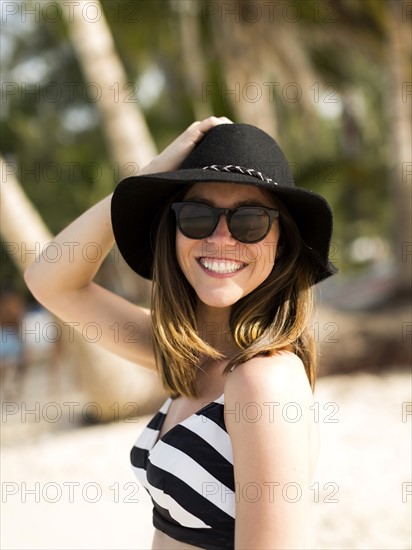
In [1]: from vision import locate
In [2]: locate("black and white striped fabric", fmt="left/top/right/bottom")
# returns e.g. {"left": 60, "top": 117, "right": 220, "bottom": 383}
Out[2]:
{"left": 130, "top": 394, "right": 235, "bottom": 549}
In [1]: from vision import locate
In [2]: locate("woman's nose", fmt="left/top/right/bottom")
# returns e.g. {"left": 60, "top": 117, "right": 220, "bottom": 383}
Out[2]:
{"left": 207, "top": 214, "right": 236, "bottom": 243}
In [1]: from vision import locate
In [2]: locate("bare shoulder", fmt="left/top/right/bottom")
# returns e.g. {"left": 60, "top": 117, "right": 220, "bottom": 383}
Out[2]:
{"left": 224, "top": 351, "right": 312, "bottom": 406}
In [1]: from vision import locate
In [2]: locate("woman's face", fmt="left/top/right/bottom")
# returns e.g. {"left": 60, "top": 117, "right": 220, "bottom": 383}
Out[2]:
{"left": 175, "top": 182, "right": 280, "bottom": 309}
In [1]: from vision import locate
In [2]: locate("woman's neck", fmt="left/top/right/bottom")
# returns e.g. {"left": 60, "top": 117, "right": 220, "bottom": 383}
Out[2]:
{"left": 193, "top": 302, "right": 240, "bottom": 398}
{"left": 196, "top": 302, "right": 236, "bottom": 356}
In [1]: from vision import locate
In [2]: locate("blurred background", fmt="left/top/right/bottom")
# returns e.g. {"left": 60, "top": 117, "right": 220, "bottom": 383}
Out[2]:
{"left": 1, "top": 1, "right": 411, "bottom": 549}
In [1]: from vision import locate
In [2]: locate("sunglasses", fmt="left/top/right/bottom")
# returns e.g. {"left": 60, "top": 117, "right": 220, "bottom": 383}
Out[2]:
{"left": 171, "top": 201, "right": 279, "bottom": 244}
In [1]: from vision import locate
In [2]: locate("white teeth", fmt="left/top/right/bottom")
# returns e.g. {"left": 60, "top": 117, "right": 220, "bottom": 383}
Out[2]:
{"left": 199, "top": 258, "right": 245, "bottom": 274}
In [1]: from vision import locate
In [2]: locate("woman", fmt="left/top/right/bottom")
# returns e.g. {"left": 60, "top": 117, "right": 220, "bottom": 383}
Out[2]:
{"left": 25, "top": 117, "right": 337, "bottom": 549}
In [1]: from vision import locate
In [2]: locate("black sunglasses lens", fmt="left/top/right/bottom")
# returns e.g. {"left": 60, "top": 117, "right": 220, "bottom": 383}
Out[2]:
{"left": 230, "top": 208, "right": 270, "bottom": 242}
{"left": 174, "top": 203, "right": 273, "bottom": 243}
{"left": 178, "top": 203, "right": 215, "bottom": 238}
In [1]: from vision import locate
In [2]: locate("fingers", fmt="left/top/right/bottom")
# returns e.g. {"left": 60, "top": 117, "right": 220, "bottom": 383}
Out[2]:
{"left": 195, "top": 116, "right": 233, "bottom": 132}
{"left": 187, "top": 116, "right": 233, "bottom": 144}
{"left": 218, "top": 116, "right": 233, "bottom": 124}
{"left": 147, "top": 116, "right": 234, "bottom": 174}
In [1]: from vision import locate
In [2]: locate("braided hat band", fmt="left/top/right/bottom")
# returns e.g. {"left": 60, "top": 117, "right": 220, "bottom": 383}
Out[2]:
{"left": 203, "top": 164, "right": 278, "bottom": 186}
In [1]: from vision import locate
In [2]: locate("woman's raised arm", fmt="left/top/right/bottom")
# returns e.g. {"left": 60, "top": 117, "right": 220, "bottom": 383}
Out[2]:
{"left": 24, "top": 189, "right": 158, "bottom": 369}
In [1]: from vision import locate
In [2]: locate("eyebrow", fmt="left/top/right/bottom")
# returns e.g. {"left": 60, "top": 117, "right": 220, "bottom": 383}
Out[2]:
{"left": 183, "top": 195, "right": 273, "bottom": 208}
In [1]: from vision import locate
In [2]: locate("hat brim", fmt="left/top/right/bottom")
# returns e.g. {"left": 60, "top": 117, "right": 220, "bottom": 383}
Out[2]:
{"left": 111, "top": 168, "right": 338, "bottom": 284}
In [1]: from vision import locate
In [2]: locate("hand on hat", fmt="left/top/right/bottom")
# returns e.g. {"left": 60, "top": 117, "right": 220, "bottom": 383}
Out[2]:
{"left": 141, "top": 116, "right": 232, "bottom": 176}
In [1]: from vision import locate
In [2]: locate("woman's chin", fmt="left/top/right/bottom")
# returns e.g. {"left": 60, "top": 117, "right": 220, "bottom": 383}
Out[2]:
{"left": 197, "top": 289, "right": 243, "bottom": 309}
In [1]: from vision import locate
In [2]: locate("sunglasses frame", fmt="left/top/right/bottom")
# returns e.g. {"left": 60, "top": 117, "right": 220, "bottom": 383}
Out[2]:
{"left": 171, "top": 201, "right": 280, "bottom": 244}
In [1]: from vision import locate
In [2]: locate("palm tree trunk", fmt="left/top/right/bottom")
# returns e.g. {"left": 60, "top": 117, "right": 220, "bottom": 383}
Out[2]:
{"left": 173, "top": 0, "right": 213, "bottom": 121}
{"left": 387, "top": 0, "right": 412, "bottom": 291}
{"left": 60, "top": 0, "right": 157, "bottom": 174}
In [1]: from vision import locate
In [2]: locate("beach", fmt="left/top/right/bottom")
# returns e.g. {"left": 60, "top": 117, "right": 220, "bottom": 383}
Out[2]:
{"left": 1, "top": 369, "right": 411, "bottom": 550}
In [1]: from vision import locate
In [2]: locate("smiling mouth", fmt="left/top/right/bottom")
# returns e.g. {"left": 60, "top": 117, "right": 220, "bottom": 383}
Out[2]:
{"left": 198, "top": 257, "right": 247, "bottom": 274}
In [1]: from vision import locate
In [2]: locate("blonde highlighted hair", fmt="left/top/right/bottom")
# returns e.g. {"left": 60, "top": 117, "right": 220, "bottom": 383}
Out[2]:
{"left": 151, "top": 188, "right": 317, "bottom": 398}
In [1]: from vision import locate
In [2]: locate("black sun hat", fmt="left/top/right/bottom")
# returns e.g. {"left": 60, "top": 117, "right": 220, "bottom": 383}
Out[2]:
{"left": 111, "top": 123, "right": 338, "bottom": 284}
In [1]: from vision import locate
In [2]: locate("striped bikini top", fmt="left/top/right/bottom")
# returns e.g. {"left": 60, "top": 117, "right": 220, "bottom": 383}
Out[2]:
{"left": 130, "top": 394, "right": 235, "bottom": 550}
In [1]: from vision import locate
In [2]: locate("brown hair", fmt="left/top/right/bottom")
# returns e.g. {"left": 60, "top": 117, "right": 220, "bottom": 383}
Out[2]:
{"left": 151, "top": 188, "right": 316, "bottom": 398}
